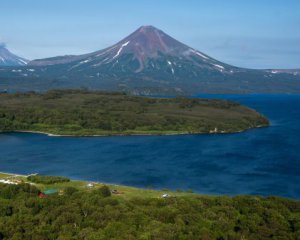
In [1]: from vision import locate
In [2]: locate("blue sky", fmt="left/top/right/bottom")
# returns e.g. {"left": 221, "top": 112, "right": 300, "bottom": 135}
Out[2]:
{"left": 0, "top": 0, "right": 300, "bottom": 69}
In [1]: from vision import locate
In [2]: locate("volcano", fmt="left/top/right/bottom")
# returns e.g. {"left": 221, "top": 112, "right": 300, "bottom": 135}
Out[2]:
{"left": 1, "top": 26, "right": 300, "bottom": 94}
{"left": 29, "top": 25, "right": 233, "bottom": 74}
{"left": 0, "top": 45, "right": 28, "bottom": 66}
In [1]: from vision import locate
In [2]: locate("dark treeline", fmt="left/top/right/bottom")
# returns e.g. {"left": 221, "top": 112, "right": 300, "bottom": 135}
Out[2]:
{"left": 27, "top": 175, "right": 70, "bottom": 185}
{"left": 0, "top": 183, "right": 299, "bottom": 239}
{"left": 0, "top": 90, "right": 269, "bottom": 135}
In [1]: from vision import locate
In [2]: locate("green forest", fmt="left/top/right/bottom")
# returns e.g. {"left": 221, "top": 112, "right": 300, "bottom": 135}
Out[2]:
{"left": 0, "top": 178, "right": 299, "bottom": 240}
{"left": 0, "top": 90, "right": 269, "bottom": 136}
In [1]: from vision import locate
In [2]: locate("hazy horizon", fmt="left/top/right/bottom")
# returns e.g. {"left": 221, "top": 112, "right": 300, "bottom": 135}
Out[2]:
{"left": 1, "top": 0, "right": 300, "bottom": 69}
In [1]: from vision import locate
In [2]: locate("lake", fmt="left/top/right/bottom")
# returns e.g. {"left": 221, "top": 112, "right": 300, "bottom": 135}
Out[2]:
{"left": 0, "top": 94, "right": 299, "bottom": 199}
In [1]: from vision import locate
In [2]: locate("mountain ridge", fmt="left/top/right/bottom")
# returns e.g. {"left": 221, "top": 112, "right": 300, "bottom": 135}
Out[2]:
{"left": 1, "top": 26, "right": 300, "bottom": 94}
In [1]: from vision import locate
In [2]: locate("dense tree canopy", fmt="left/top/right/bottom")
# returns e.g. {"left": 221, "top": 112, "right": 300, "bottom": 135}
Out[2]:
{"left": 0, "top": 90, "right": 269, "bottom": 136}
{"left": 0, "top": 182, "right": 299, "bottom": 239}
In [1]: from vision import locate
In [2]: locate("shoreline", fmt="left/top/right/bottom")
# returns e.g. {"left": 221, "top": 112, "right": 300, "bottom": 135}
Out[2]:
{"left": 0, "top": 171, "right": 197, "bottom": 196}
{"left": 1, "top": 170, "right": 298, "bottom": 201}
{"left": 0, "top": 171, "right": 121, "bottom": 188}
{"left": 0, "top": 171, "right": 27, "bottom": 177}
{"left": 1, "top": 125, "right": 268, "bottom": 138}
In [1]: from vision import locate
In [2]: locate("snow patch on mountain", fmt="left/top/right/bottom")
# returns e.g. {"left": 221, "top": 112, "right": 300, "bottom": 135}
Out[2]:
{"left": 113, "top": 41, "right": 130, "bottom": 59}
{"left": 190, "top": 49, "right": 209, "bottom": 60}
{"left": 18, "top": 58, "right": 28, "bottom": 65}
{"left": 213, "top": 64, "right": 225, "bottom": 70}
{"left": 80, "top": 60, "right": 90, "bottom": 64}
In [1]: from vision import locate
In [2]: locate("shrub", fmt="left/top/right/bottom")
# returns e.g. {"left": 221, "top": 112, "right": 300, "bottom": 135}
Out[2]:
{"left": 98, "top": 185, "right": 111, "bottom": 198}
{"left": 64, "top": 187, "right": 78, "bottom": 196}
{"left": 27, "top": 175, "right": 70, "bottom": 184}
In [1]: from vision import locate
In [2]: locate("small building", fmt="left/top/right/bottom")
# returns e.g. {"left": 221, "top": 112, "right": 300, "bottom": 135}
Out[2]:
{"left": 111, "top": 189, "right": 123, "bottom": 194}
{"left": 43, "top": 189, "right": 58, "bottom": 195}
{"left": 161, "top": 193, "right": 170, "bottom": 198}
{"left": 87, "top": 183, "right": 95, "bottom": 188}
{"left": 39, "top": 192, "right": 45, "bottom": 198}
{"left": 39, "top": 189, "right": 58, "bottom": 198}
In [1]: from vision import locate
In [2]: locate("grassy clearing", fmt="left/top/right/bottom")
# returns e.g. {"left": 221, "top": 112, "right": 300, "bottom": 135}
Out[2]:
{"left": 0, "top": 172, "right": 194, "bottom": 199}
{"left": 0, "top": 172, "right": 10, "bottom": 178}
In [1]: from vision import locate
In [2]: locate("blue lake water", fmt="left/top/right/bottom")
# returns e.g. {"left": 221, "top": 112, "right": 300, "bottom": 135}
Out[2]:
{"left": 0, "top": 94, "right": 300, "bottom": 199}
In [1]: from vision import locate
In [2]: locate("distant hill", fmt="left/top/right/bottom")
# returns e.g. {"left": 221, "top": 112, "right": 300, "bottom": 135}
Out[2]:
{"left": 0, "top": 26, "right": 300, "bottom": 94}
{"left": 0, "top": 45, "right": 28, "bottom": 66}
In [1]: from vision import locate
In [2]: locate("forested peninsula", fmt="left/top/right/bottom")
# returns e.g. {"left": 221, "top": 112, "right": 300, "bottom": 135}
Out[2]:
{"left": 0, "top": 90, "right": 269, "bottom": 136}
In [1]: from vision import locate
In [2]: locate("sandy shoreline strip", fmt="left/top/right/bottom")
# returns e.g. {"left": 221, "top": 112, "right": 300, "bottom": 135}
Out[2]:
{"left": 0, "top": 125, "right": 268, "bottom": 138}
